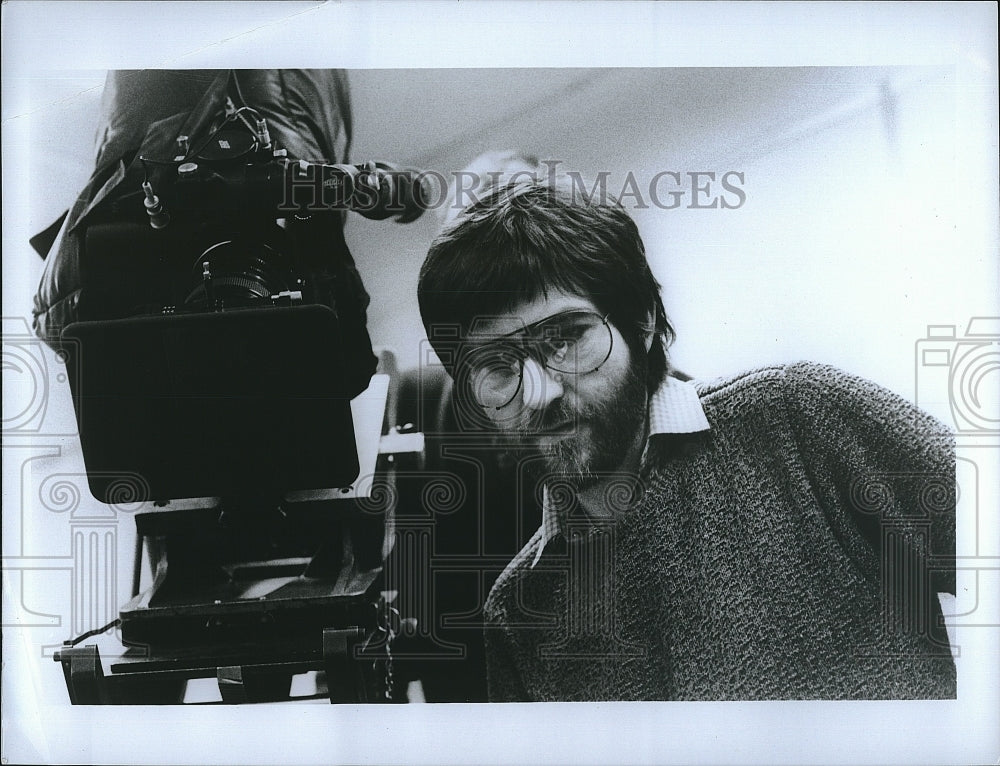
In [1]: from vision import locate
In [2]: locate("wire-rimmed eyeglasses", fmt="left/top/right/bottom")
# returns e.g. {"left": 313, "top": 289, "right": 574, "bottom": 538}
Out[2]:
{"left": 462, "top": 310, "right": 613, "bottom": 410}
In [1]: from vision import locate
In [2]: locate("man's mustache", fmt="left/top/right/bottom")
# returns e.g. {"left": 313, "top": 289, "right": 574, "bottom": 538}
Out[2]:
{"left": 519, "top": 402, "right": 593, "bottom": 436}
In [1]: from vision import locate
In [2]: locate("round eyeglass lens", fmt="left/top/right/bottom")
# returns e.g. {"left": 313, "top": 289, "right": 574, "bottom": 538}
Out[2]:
{"left": 467, "top": 344, "right": 524, "bottom": 409}
{"left": 534, "top": 312, "right": 613, "bottom": 374}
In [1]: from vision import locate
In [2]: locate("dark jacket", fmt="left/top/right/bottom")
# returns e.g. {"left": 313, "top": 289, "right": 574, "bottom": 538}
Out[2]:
{"left": 32, "top": 69, "right": 361, "bottom": 343}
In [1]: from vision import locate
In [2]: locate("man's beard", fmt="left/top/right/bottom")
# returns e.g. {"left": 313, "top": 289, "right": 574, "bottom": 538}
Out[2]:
{"left": 523, "top": 357, "right": 648, "bottom": 489}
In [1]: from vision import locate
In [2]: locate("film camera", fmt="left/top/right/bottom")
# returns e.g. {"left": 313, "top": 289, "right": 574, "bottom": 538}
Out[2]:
{"left": 48, "top": 73, "right": 429, "bottom": 704}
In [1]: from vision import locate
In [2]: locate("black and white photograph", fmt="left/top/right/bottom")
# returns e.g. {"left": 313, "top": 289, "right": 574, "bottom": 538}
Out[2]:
{"left": 2, "top": 2, "right": 998, "bottom": 764}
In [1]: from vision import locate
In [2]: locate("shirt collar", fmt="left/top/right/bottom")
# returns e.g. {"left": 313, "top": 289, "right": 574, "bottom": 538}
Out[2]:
{"left": 531, "top": 374, "right": 711, "bottom": 567}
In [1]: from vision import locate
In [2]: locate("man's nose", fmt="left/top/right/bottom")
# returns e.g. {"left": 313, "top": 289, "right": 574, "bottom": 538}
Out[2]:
{"left": 520, "top": 357, "right": 564, "bottom": 410}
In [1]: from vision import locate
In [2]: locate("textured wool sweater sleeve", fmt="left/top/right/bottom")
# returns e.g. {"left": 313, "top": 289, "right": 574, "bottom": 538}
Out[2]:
{"left": 484, "top": 536, "right": 541, "bottom": 702}
{"left": 484, "top": 624, "right": 529, "bottom": 702}
{"left": 780, "top": 362, "right": 956, "bottom": 596}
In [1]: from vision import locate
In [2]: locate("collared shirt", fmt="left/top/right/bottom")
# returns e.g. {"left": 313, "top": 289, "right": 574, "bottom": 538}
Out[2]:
{"left": 531, "top": 373, "right": 712, "bottom": 568}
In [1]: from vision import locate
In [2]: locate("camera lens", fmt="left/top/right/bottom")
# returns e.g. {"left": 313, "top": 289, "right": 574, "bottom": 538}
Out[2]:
{"left": 186, "top": 240, "right": 292, "bottom": 308}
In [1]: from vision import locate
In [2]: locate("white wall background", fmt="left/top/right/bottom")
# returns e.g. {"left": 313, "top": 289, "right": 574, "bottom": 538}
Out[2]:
{"left": 344, "top": 65, "right": 997, "bottom": 403}
{"left": 2, "top": 3, "right": 997, "bottom": 766}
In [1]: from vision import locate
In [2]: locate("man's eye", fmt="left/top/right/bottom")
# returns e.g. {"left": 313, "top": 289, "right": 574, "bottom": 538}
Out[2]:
{"left": 496, "top": 349, "right": 522, "bottom": 369}
{"left": 562, "top": 322, "right": 591, "bottom": 338}
{"left": 546, "top": 338, "right": 575, "bottom": 363}
{"left": 480, "top": 350, "right": 522, "bottom": 380}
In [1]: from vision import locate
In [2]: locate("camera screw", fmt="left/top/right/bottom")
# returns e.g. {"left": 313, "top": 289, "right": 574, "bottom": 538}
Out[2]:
{"left": 255, "top": 118, "right": 272, "bottom": 150}
{"left": 142, "top": 181, "right": 170, "bottom": 230}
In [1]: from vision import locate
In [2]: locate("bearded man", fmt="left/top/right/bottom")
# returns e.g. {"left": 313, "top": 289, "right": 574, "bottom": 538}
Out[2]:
{"left": 416, "top": 177, "right": 956, "bottom": 701}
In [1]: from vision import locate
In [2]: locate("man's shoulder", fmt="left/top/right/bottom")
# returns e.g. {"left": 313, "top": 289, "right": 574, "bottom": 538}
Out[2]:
{"left": 688, "top": 361, "right": 949, "bottom": 443}
{"left": 694, "top": 360, "right": 833, "bottom": 394}
{"left": 691, "top": 361, "right": 877, "bottom": 411}
{"left": 689, "top": 361, "right": 812, "bottom": 412}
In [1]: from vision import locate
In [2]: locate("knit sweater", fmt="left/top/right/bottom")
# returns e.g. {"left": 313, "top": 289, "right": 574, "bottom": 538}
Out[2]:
{"left": 483, "top": 362, "right": 956, "bottom": 701}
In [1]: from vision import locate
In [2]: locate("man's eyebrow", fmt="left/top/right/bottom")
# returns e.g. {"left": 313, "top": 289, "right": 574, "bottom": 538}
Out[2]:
{"left": 465, "top": 309, "right": 596, "bottom": 346}
{"left": 499, "top": 309, "right": 593, "bottom": 338}
{"left": 463, "top": 334, "right": 529, "bottom": 351}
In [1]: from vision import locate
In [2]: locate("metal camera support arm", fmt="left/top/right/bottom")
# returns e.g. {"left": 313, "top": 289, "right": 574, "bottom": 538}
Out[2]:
{"left": 53, "top": 606, "right": 394, "bottom": 705}
{"left": 53, "top": 354, "right": 426, "bottom": 705}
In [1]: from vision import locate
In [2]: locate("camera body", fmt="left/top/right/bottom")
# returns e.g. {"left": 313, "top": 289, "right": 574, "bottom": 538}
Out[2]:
{"left": 64, "top": 106, "right": 395, "bottom": 504}
{"left": 44, "top": 80, "right": 430, "bottom": 703}
{"left": 76, "top": 110, "right": 399, "bottom": 324}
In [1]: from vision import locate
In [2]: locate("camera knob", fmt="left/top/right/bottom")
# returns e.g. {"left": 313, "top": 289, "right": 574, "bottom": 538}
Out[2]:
{"left": 178, "top": 162, "right": 199, "bottom": 178}
{"left": 141, "top": 180, "right": 170, "bottom": 229}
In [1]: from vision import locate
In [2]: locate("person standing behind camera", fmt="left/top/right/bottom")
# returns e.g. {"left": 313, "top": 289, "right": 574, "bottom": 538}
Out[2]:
{"left": 31, "top": 69, "right": 378, "bottom": 398}
{"left": 416, "top": 176, "right": 956, "bottom": 701}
